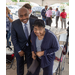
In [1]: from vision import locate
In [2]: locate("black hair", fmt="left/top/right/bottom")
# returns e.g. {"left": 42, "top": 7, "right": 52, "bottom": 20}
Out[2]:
{"left": 63, "top": 9, "right": 65, "bottom": 11}
{"left": 33, "top": 19, "right": 45, "bottom": 28}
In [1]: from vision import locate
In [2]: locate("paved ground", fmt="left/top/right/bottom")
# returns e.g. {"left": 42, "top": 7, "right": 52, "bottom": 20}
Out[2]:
{"left": 6, "top": 54, "right": 69, "bottom": 75}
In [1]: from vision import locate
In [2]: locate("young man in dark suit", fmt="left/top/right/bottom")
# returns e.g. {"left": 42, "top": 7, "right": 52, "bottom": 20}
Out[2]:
{"left": 11, "top": 7, "right": 36, "bottom": 75}
{"left": 22, "top": 3, "right": 38, "bottom": 19}
{"left": 41, "top": 5, "right": 48, "bottom": 25}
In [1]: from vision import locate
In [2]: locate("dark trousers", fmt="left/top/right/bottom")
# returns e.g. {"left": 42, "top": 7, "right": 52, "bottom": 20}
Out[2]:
{"left": 33, "top": 57, "right": 54, "bottom": 75}
{"left": 15, "top": 47, "right": 33, "bottom": 75}
{"left": 56, "top": 16, "right": 59, "bottom": 28}
{"left": 46, "top": 17, "right": 52, "bottom": 27}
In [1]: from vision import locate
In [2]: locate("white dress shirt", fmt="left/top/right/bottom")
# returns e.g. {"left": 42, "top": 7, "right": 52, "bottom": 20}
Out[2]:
{"left": 21, "top": 20, "right": 31, "bottom": 36}
{"left": 18, "top": 20, "right": 31, "bottom": 53}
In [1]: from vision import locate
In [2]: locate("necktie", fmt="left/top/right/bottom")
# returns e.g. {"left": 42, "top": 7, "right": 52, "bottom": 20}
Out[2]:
{"left": 24, "top": 24, "right": 29, "bottom": 39}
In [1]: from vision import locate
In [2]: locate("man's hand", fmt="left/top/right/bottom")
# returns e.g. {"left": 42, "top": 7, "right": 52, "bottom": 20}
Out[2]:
{"left": 18, "top": 50, "right": 25, "bottom": 57}
{"left": 32, "top": 51, "right": 36, "bottom": 60}
{"left": 36, "top": 51, "right": 44, "bottom": 57}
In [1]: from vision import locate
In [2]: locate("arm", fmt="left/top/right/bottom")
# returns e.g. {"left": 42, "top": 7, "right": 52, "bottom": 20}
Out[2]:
{"left": 6, "top": 14, "right": 13, "bottom": 22}
{"left": 44, "top": 35, "right": 60, "bottom": 56}
{"left": 41, "top": 9, "right": 46, "bottom": 18}
{"left": 11, "top": 22, "right": 21, "bottom": 52}
{"left": 60, "top": 13, "right": 62, "bottom": 21}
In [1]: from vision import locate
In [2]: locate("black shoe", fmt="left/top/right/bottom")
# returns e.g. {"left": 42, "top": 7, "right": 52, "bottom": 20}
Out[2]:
{"left": 24, "top": 60, "right": 27, "bottom": 64}
{"left": 26, "top": 71, "right": 32, "bottom": 75}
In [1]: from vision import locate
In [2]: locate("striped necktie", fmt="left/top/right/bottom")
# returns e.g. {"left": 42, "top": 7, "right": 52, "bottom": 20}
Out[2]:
{"left": 24, "top": 23, "right": 29, "bottom": 39}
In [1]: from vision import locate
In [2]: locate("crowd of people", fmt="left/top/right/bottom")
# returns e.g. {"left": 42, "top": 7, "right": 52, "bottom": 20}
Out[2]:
{"left": 6, "top": 3, "right": 68, "bottom": 75}
{"left": 41, "top": 5, "right": 67, "bottom": 29}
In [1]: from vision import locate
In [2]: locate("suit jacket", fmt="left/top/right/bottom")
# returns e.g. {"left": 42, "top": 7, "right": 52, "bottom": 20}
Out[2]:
{"left": 30, "top": 14, "right": 38, "bottom": 19}
{"left": 11, "top": 18, "right": 36, "bottom": 54}
{"left": 31, "top": 29, "right": 60, "bottom": 68}
{"left": 41, "top": 9, "right": 46, "bottom": 18}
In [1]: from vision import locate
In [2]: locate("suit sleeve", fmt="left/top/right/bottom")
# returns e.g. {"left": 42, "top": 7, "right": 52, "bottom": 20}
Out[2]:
{"left": 44, "top": 34, "right": 60, "bottom": 56}
{"left": 11, "top": 22, "right": 21, "bottom": 52}
{"left": 31, "top": 31, "right": 34, "bottom": 51}
{"left": 41, "top": 9, "right": 46, "bottom": 17}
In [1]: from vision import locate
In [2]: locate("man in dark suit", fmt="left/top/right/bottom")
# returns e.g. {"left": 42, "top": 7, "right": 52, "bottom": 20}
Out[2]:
{"left": 22, "top": 3, "right": 38, "bottom": 19}
{"left": 11, "top": 7, "right": 36, "bottom": 75}
{"left": 41, "top": 5, "right": 48, "bottom": 25}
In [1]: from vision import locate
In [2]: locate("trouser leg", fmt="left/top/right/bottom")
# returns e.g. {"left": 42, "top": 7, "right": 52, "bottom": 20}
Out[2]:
{"left": 16, "top": 53, "right": 24, "bottom": 75}
{"left": 64, "top": 19, "right": 66, "bottom": 29}
{"left": 46, "top": 17, "right": 52, "bottom": 27}
{"left": 43, "top": 61, "right": 54, "bottom": 75}
{"left": 61, "top": 18, "right": 64, "bottom": 28}
{"left": 56, "top": 16, "right": 59, "bottom": 28}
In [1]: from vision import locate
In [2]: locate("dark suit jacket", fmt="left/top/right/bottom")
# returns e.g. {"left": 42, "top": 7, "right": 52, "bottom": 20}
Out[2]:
{"left": 11, "top": 18, "right": 36, "bottom": 54}
{"left": 41, "top": 9, "right": 46, "bottom": 18}
{"left": 31, "top": 29, "right": 60, "bottom": 68}
{"left": 30, "top": 14, "right": 38, "bottom": 19}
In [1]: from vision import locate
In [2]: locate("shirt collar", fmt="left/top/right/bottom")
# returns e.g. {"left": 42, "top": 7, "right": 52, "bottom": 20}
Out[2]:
{"left": 21, "top": 20, "right": 29, "bottom": 26}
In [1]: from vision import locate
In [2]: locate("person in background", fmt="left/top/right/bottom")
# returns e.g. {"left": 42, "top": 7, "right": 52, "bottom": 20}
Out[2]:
{"left": 60, "top": 9, "right": 67, "bottom": 29}
{"left": 31, "top": 19, "right": 59, "bottom": 75}
{"left": 41, "top": 5, "right": 48, "bottom": 25}
{"left": 46, "top": 7, "right": 52, "bottom": 27}
{"left": 22, "top": 3, "right": 38, "bottom": 19}
{"left": 55, "top": 8, "right": 60, "bottom": 28}
{"left": 6, "top": 7, "right": 13, "bottom": 50}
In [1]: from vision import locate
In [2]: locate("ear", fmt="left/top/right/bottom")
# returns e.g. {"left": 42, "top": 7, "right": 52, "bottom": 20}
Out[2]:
{"left": 29, "top": 9, "right": 32, "bottom": 14}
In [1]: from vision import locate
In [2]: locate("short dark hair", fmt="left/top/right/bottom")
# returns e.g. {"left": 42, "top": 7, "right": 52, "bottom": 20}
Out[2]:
{"left": 34, "top": 19, "right": 45, "bottom": 28}
{"left": 63, "top": 9, "right": 65, "bottom": 11}
{"left": 22, "top": 3, "right": 31, "bottom": 9}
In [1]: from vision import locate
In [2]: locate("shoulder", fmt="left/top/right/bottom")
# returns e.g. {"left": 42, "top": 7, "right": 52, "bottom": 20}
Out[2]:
{"left": 29, "top": 17, "right": 37, "bottom": 23}
{"left": 12, "top": 19, "right": 20, "bottom": 24}
{"left": 12, "top": 19, "right": 20, "bottom": 26}
{"left": 30, "top": 14, "right": 38, "bottom": 19}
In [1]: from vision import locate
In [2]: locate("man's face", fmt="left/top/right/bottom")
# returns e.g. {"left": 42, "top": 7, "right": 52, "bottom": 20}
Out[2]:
{"left": 63, "top": 10, "right": 65, "bottom": 12}
{"left": 33, "top": 26, "right": 45, "bottom": 37}
{"left": 18, "top": 9, "right": 29, "bottom": 24}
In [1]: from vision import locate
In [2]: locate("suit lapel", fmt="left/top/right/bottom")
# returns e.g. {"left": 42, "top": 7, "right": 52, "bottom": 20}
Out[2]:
{"left": 18, "top": 19, "right": 27, "bottom": 39}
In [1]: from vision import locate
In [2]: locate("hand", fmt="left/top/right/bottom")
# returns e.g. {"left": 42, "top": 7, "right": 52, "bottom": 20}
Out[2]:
{"left": 18, "top": 50, "right": 25, "bottom": 57}
{"left": 36, "top": 51, "right": 44, "bottom": 57}
{"left": 32, "top": 51, "right": 36, "bottom": 60}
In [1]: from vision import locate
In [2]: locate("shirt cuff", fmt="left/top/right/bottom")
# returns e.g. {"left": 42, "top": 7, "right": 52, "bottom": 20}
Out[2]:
{"left": 18, "top": 50, "right": 21, "bottom": 53}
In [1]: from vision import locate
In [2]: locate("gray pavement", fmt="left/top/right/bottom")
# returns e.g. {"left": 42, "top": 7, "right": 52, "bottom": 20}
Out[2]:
{"left": 6, "top": 54, "right": 69, "bottom": 75}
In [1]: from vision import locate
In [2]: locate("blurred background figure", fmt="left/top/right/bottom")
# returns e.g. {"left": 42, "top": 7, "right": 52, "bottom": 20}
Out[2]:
{"left": 41, "top": 5, "right": 48, "bottom": 25}
{"left": 46, "top": 7, "right": 52, "bottom": 27}
{"left": 6, "top": 7, "right": 13, "bottom": 50}
{"left": 55, "top": 8, "right": 60, "bottom": 28}
{"left": 60, "top": 9, "right": 67, "bottom": 29}
{"left": 22, "top": 3, "right": 38, "bottom": 19}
